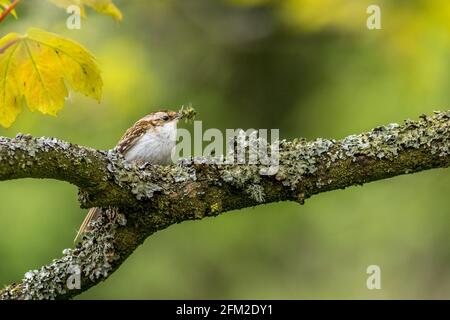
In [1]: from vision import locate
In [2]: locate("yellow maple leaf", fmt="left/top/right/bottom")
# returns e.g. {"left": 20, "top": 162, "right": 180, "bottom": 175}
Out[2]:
{"left": 48, "top": 0, "right": 122, "bottom": 21}
{"left": 0, "top": 28, "right": 102, "bottom": 128}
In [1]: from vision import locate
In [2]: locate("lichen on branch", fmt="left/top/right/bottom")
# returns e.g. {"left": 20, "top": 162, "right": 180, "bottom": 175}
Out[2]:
{"left": 0, "top": 110, "right": 449, "bottom": 299}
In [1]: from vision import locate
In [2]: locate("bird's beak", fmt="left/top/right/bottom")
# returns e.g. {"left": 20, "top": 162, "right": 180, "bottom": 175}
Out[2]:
{"left": 175, "top": 112, "right": 183, "bottom": 120}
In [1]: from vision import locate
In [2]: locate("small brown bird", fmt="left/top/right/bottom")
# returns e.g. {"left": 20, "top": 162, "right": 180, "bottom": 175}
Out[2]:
{"left": 75, "top": 110, "right": 181, "bottom": 242}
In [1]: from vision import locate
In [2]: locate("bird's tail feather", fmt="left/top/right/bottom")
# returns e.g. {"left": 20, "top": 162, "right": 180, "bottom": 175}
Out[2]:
{"left": 74, "top": 207, "right": 102, "bottom": 243}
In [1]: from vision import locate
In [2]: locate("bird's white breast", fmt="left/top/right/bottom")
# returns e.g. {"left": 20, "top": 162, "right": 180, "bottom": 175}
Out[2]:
{"left": 124, "top": 121, "right": 177, "bottom": 165}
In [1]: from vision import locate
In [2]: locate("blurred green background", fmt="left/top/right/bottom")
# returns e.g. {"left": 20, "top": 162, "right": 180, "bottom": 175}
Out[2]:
{"left": 1, "top": 0, "right": 450, "bottom": 299}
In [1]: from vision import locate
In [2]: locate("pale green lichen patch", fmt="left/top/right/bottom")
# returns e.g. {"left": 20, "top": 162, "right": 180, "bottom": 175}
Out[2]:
{"left": 273, "top": 111, "right": 450, "bottom": 190}
{"left": 214, "top": 111, "right": 449, "bottom": 201}
{"left": 0, "top": 134, "right": 103, "bottom": 187}
{"left": 221, "top": 165, "right": 266, "bottom": 203}
{"left": 0, "top": 209, "right": 120, "bottom": 300}
{"left": 276, "top": 137, "right": 336, "bottom": 189}
{"left": 105, "top": 151, "right": 197, "bottom": 201}
{"left": 338, "top": 112, "right": 449, "bottom": 161}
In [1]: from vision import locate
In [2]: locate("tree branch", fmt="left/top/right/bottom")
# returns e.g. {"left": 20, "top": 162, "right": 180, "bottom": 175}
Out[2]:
{"left": 0, "top": 110, "right": 449, "bottom": 299}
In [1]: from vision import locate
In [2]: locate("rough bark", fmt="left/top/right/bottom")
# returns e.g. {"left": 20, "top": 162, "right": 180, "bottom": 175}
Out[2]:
{"left": 0, "top": 110, "right": 449, "bottom": 299}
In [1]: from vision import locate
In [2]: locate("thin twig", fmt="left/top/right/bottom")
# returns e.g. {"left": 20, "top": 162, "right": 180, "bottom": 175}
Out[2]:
{"left": 0, "top": 0, "right": 20, "bottom": 24}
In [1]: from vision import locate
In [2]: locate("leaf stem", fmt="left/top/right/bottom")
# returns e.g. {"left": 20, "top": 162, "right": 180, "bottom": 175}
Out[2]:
{"left": 0, "top": 0, "right": 20, "bottom": 24}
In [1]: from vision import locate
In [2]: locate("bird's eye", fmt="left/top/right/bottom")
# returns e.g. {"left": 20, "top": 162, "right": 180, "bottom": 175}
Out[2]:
{"left": 162, "top": 115, "right": 169, "bottom": 121}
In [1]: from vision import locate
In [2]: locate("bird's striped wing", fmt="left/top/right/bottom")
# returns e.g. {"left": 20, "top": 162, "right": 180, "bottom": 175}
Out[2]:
{"left": 116, "top": 119, "right": 153, "bottom": 154}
